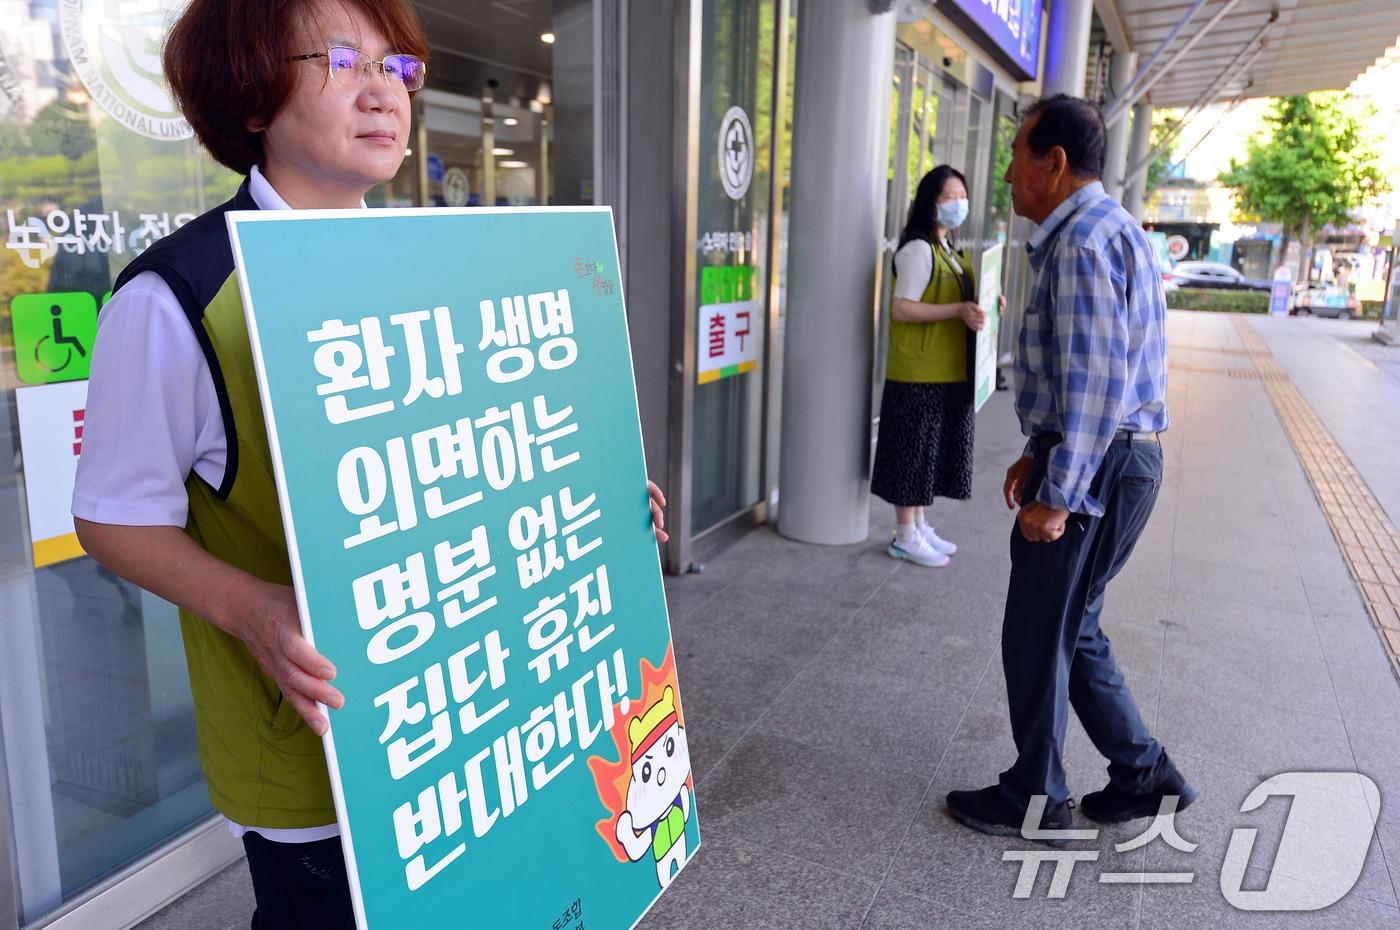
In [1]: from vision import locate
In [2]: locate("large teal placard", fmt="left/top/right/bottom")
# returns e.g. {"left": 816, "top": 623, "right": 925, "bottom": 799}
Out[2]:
{"left": 228, "top": 207, "right": 697, "bottom": 930}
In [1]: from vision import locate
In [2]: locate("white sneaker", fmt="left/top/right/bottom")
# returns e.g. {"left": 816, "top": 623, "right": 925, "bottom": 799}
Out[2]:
{"left": 918, "top": 523, "right": 957, "bottom": 556}
{"left": 887, "top": 532, "right": 950, "bottom": 567}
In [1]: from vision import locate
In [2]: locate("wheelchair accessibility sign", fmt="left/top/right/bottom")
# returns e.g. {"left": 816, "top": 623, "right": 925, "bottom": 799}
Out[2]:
{"left": 11, "top": 292, "right": 97, "bottom": 385}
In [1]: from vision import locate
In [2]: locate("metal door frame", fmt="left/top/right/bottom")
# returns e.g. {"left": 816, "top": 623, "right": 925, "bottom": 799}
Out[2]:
{"left": 1, "top": 702, "right": 18, "bottom": 930}
{"left": 663, "top": 0, "right": 702, "bottom": 575}
{"left": 25, "top": 819, "right": 241, "bottom": 930}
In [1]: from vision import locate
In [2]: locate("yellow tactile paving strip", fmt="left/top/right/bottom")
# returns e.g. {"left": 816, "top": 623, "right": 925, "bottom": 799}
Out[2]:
{"left": 1171, "top": 344, "right": 1269, "bottom": 358}
{"left": 1228, "top": 316, "right": 1400, "bottom": 675}
{"left": 1168, "top": 362, "right": 1284, "bottom": 382}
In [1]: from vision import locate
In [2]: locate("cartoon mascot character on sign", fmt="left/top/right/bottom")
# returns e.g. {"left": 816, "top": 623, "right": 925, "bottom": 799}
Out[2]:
{"left": 614, "top": 686, "right": 692, "bottom": 888}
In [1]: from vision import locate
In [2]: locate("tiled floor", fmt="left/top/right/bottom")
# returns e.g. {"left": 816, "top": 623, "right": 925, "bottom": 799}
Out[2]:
{"left": 140, "top": 312, "right": 1400, "bottom": 929}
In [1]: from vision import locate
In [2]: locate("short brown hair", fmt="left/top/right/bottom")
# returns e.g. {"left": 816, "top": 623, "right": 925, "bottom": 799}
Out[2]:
{"left": 164, "top": 0, "right": 429, "bottom": 174}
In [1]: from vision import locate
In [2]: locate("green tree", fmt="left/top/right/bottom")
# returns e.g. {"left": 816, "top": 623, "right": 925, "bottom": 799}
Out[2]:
{"left": 1145, "top": 114, "right": 1178, "bottom": 192}
{"left": 0, "top": 120, "right": 29, "bottom": 160}
{"left": 1220, "top": 94, "right": 1388, "bottom": 280}
{"left": 990, "top": 112, "right": 1014, "bottom": 223}
{"left": 28, "top": 99, "right": 95, "bottom": 161}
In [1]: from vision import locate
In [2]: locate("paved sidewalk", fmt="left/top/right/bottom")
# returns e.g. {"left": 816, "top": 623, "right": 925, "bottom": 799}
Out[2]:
{"left": 140, "top": 311, "right": 1400, "bottom": 929}
{"left": 1253, "top": 316, "right": 1400, "bottom": 526}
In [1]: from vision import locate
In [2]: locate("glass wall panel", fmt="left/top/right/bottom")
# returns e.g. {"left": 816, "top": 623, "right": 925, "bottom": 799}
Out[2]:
{"left": 0, "top": 4, "right": 236, "bottom": 923}
{"left": 963, "top": 94, "right": 985, "bottom": 246}
{"left": 990, "top": 89, "right": 1028, "bottom": 366}
{"left": 691, "top": 0, "right": 778, "bottom": 534}
{"left": 877, "top": 47, "right": 914, "bottom": 392}
{"left": 986, "top": 90, "right": 1016, "bottom": 250}
{"left": 875, "top": 50, "right": 954, "bottom": 401}
{"left": 924, "top": 71, "right": 955, "bottom": 172}
{"left": 376, "top": 2, "right": 574, "bottom": 210}
{"left": 875, "top": 28, "right": 1004, "bottom": 429}
{"left": 764, "top": 0, "right": 797, "bottom": 515}
{"left": 0, "top": 3, "right": 594, "bottom": 926}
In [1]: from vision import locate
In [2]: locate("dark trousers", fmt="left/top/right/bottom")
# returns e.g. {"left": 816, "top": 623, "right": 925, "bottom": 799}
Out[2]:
{"left": 243, "top": 832, "right": 355, "bottom": 930}
{"left": 998, "top": 438, "right": 1167, "bottom": 809}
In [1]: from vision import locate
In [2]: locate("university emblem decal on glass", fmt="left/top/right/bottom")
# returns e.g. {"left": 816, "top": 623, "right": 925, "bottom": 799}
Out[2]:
{"left": 227, "top": 206, "right": 697, "bottom": 929}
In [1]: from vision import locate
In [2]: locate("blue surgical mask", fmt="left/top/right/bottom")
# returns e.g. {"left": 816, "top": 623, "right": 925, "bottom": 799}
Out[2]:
{"left": 937, "top": 198, "right": 970, "bottom": 230}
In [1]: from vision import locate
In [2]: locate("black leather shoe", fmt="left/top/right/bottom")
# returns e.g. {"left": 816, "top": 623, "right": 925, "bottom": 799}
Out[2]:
{"left": 946, "top": 785, "right": 1074, "bottom": 845}
{"left": 1079, "top": 757, "right": 1198, "bottom": 824}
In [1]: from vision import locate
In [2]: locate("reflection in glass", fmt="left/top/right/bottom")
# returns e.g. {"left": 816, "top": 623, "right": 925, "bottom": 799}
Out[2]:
{"left": 0, "top": 12, "right": 229, "bottom": 921}
{"left": 2, "top": 1, "right": 596, "bottom": 923}
{"left": 691, "top": 0, "right": 777, "bottom": 535}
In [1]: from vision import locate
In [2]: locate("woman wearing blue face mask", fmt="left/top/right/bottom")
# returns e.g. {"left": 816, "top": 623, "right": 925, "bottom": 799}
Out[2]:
{"left": 872, "top": 165, "right": 988, "bottom": 567}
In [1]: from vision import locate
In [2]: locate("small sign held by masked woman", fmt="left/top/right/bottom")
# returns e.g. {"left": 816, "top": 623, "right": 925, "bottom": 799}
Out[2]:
{"left": 974, "top": 244, "right": 1004, "bottom": 412}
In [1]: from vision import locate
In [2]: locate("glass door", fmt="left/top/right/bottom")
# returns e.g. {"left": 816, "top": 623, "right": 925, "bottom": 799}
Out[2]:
{"left": 988, "top": 89, "right": 1025, "bottom": 367}
{"left": 689, "top": 0, "right": 780, "bottom": 538}
{"left": 412, "top": 91, "right": 552, "bottom": 209}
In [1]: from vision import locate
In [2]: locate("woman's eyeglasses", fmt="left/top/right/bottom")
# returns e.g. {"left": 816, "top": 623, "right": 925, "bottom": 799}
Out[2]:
{"left": 287, "top": 46, "right": 426, "bottom": 92}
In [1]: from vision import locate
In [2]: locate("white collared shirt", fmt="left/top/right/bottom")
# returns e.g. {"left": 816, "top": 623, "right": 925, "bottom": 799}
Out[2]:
{"left": 73, "top": 165, "right": 295, "bottom": 525}
{"left": 892, "top": 234, "right": 960, "bottom": 302}
{"left": 71, "top": 165, "right": 340, "bottom": 844}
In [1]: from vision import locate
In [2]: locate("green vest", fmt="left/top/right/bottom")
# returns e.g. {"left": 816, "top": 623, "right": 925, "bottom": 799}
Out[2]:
{"left": 111, "top": 181, "right": 335, "bottom": 828}
{"left": 885, "top": 241, "right": 977, "bottom": 384}
{"left": 651, "top": 800, "right": 687, "bottom": 860}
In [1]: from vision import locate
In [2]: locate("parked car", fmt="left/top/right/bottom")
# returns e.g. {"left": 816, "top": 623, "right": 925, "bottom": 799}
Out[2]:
{"left": 1292, "top": 285, "right": 1360, "bottom": 320}
{"left": 1166, "top": 261, "right": 1271, "bottom": 291}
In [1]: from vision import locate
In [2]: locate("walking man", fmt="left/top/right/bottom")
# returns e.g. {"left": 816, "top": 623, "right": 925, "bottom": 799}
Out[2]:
{"left": 947, "top": 95, "right": 1196, "bottom": 836}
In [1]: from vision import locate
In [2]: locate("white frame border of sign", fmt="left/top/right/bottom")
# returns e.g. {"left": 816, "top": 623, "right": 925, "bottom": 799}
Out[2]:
{"left": 227, "top": 204, "right": 673, "bottom": 930}
{"left": 974, "top": 243, "right": 1004, "bottom": 413}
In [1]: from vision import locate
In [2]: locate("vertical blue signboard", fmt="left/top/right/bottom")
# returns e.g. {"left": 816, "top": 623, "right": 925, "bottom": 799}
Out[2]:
{"left": 1269, "top": 279, "right": 1293, "bottom": 316}
{"left": 1384, "top": 261, "right": 1400, "bottom": 322}
{"left": 1269, "top": 266, "right": 1295, "bottom": 316}
{"left": 941, "top": 0, "right": 1042, "bottom": 81}
{"left": 227, "top": 207, "right": 698, "bottom": 929}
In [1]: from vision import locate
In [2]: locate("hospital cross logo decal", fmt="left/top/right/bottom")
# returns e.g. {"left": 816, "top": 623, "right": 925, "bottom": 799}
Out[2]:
{"left": 718, "top": 106, "right": 754, "bottom": 201}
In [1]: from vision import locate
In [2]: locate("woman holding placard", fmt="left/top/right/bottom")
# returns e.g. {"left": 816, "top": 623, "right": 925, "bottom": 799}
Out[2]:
{"left": 70, "top": 1, "right": 664, "bottom": 925}
{"left": 872, "top": 165, "right": 987, "bottom": 568}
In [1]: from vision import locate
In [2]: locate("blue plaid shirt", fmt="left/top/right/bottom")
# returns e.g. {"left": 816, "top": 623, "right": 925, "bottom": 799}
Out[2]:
{"left": 1015, "top": 181, "right": 1169, "bottom": 516}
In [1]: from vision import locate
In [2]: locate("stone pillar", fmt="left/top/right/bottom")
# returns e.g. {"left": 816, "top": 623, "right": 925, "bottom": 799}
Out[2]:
{"left": 1040, "top": 0, "right": 1095, "bottom": 98}
{"left": 1123, "top": 102, "right": 1153, "bottom": 219}
{"left": 1103, "top": 50, "right": 1138, "bottom": 200}
{"left": 776, "top": 0, "right": 896, "bottom": 544}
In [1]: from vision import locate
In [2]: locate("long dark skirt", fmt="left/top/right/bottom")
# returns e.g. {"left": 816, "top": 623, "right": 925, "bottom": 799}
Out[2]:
{"left": 871, "top": 379, "right": 975, "bottom": 506}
